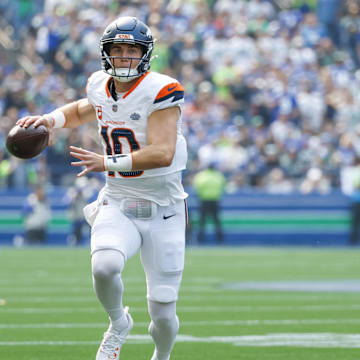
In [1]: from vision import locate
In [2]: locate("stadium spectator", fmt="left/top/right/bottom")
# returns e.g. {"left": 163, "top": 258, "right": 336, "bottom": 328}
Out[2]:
{"left": 263, "top": 167, "right": 294, "bottom": 194}
{"left": 340, "top": 1, "right": 360, "bottom": 67}
{"left": 63, "top": 177, "right": 90, "bottom": 246}
{"left": 0, "top": 149, "right": 12, "bottom": 188}
{"left": 299, "top": 167, "right": 331, "bottom": 194}
{"left": 22, "top": 186, "right": 51, "bottom": 245}
{"left": 2, "top": 0, "right": 360, "bottom": 195}
{"left": 193, "top": 163, "right": 226, "bottom": 244}
{"left": 316, "top": 0, "right": 341, "bottom": 46}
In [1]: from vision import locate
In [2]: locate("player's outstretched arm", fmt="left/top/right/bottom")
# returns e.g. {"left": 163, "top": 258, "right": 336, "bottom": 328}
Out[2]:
{"left": 16, "top": 99, "right": 96, "bottom": 145}
{"left": 58, "top": 98, "right": 97, "bottom": 129}
{"left": 70, "top": 106, "right": 179, "bottom": 177}
{"left": 131, "top": 106, "right": 179, "bottom": 170}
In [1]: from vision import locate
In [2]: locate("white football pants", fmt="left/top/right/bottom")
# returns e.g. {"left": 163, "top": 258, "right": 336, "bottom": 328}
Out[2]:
{"left": 89, "top": 193, "right": 187, "bottom": 303}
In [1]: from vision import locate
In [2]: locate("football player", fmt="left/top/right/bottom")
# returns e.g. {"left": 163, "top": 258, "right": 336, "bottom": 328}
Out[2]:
{"left": 17, "top": 16, "right": 188, "bottom": 360}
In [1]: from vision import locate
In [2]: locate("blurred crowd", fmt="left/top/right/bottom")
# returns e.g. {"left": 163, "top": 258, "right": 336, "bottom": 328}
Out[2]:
{"left": 2, "top": 0, "right": 360, "bottom": 194}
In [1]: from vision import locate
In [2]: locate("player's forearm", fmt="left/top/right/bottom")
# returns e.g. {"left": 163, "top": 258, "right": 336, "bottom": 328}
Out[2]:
{"left": 104, "top": 144, "right": 175, "bottom": 172}
{"left": 49, "top": 99, "right": 95, "bottom": 129}
{"left": 54, "top": 101, "right": 82, "bottom": 128}
{"left": 131, "top": 144, "right": 175, "bottom": 170}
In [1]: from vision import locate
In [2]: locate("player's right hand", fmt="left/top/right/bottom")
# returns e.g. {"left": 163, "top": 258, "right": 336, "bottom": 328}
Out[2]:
{"left": 16, "top": 115, "right": 54, "bottom": 146}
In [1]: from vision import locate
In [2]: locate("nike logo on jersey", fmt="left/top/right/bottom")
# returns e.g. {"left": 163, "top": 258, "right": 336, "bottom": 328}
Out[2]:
{"left": 167, "top": 85, "right": 176, "bottom": 92}
{"left": 163, "top": 214, "right": 176, "bottom": 220}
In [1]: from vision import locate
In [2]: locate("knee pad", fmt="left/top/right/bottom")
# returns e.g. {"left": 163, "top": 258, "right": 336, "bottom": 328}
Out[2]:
{"left": 91, "top": 249, "right": 125, "bottom": 280}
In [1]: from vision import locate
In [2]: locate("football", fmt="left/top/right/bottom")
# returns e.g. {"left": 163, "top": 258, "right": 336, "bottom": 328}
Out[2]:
{"left": 6, "top": 124, "right": 49, "bottom": 159}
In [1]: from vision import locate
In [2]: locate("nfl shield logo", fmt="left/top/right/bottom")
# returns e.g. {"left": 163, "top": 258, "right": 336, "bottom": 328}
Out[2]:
{"left": 112, "top": 104, "right": 118, "bottom": 112}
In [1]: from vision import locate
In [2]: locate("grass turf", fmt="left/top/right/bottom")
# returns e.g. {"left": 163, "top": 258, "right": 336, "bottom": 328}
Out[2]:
{"left": 0, "top": 247, "right": 359, "bottom": 359}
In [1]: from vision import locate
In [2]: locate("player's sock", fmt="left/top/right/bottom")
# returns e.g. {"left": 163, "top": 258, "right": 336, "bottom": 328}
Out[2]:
{"left": 110, "top": 310, "right": 129, "bottom": 332}
{"left": 92, "top": 250, "right": 126, "bottom": 328}
{"left": 148, "top": 300, "right": 179, "bottom": 360}
{"left": 150, "top": 349, "right": 170, "bottom": 360}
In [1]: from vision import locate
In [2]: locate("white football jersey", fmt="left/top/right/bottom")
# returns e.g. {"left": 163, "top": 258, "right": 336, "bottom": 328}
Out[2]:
{"left": 86, "top": 70, "right": 188, "bottom": 205}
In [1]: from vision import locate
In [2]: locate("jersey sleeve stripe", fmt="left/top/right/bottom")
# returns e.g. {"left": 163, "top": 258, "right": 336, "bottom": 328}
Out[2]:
{"left": 154, "top": 82, "right": 184, "bottom": 104}
{"left": 154, "top": 90, "right": 184, "bottom": 104}
{"left": 154, "top": 82, "right": 184, "bottom": 102}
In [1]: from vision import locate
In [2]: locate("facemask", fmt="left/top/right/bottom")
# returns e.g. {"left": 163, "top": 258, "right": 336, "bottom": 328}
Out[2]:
{"left": 112, "top": 67, "right": 140, "bottom": 82}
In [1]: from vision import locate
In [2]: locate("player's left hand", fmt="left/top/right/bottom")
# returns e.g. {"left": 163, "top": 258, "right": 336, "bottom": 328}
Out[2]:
{"left": 69, "top": 146, "right": 105, "bottom": 177}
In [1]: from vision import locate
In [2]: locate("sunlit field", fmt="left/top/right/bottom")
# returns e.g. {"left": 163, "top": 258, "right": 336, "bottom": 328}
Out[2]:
{"left": 0, "top": 247, "right": 360, "bottom": 360}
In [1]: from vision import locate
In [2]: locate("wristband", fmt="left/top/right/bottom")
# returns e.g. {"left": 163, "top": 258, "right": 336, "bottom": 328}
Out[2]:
{"left": 47, "top": 110, "right": 66, "bottom": 128}
{"left": 104, "top": 154, "right": 132, "bottom": 171}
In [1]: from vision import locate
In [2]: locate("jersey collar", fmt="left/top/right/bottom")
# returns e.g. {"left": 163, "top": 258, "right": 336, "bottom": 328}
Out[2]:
{"left": 105, "top": 72, "right": 150, "bottom": 101}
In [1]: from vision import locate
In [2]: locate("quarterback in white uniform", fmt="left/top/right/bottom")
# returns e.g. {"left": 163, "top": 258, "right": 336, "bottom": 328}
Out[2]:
{"left": 17, "top": 16, "right": 188, "bottom": 360}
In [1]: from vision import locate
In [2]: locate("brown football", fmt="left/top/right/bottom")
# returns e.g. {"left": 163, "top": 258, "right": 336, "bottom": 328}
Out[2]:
{"left": 6, "top": 124, "right": 49, "bottom": 159}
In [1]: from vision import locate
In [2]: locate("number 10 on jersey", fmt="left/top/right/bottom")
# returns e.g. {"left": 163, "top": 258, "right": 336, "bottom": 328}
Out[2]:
{"left": 100, "top": 126, "right": 143, "bottom": 178}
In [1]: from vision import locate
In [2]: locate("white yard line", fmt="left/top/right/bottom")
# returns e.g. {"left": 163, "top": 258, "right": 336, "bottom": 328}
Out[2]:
{"left": 0, "top": 277, "right": 221, "bottom": 285}
{"left": 2, "top": 294, "right": 345, "bottom": 303}
{"left": 223, "top": 280, "right": 360, "bottom": 292}
{"left": 1, "top": 319, "right": 360, "bottom": 329}
{"left": 0, "top": 285, "right": 217, "bottom": 293}
{"left": 1, "top": 333, "right": 360, "bottom": 348}
{"left": 1, "top": 304, "right": 360, "bottom": 314}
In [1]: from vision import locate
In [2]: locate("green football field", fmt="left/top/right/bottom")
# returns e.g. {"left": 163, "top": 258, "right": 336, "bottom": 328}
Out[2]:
{"left": 0, "top": 247, "right": 360, "bottom": 360}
